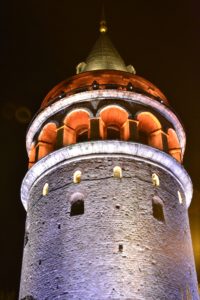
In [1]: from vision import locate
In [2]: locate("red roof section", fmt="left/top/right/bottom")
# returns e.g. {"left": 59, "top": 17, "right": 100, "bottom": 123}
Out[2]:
{"left": 41, "top": 70, "right": 168, "bottom": 109}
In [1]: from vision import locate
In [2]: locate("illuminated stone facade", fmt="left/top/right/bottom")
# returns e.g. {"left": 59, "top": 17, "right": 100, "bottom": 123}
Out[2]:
{"left": 19, "top": 20, "right": 199, "bottom": 300}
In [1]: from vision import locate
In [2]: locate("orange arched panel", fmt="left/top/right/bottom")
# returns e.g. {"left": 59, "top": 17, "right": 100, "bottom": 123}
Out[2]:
{"left": 99, "top": 105, "right": 129, "bottom": 140}
{"left": 29, "top": 143, "right": 36, "bottom": 162}
{"left": 167, "top": 128, "right": 180, "bottom": 150}
{"left": 137, "top": 112, "right": 163, "bottom": 150}
{"left": 28, "top": 143, "right": 36, "bottom": 168}
{"left": 38, "top": 123, "right": 57, "bottom": 144}
{"left": 63, "top": 125, "right": 76, "bottom": 145}
{"left": 137, "top": 112, "right": 161, "bottom": 134}
{"left": 64, "top": 109, "right": 90, "bottom": 130}
{"left": 121, "top": 120, "right": 130, "bottom": 141}
{"left": 37, "top": 123, "right": 57, "bottom": 159}
{"left": 149, "top": 129, "right": 164, "bottom": 150}
{"left": 167, "top": 128, "right": 182, "bottom": 162}
{"left": 63, "top": 109, "right": 90, "bottom": 145}
{"left": 100, "top": 105, "right": 128, "bottom": 127}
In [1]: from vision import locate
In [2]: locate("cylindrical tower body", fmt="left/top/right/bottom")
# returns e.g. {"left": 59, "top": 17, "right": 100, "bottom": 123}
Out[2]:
{"left": 19, "top": 23, "right": 199, "bottom": 300}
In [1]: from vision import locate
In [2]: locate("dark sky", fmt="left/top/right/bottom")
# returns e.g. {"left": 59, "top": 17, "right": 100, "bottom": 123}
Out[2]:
{"left": 0, "top": 0, "right": 200, "bottom": 296}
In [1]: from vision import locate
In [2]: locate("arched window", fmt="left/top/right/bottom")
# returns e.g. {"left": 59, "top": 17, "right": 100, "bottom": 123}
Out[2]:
{"left": 136, "top": 112, "right": 163, "bottom": 150}
{"left": 70, "top": 192, "right": 84, "bottom": 216}
{"left": 167, "top": 128, "right": 182, "bottom": 162}
{"left": 70, "top": 200, "right": 84, "bottom": 216}
{"left": 152, "top": 196, "right": 165, "bottom": 222}
{"left": 99, "top": 105, "right": 129, "bottom": 140}
{"left": 107, "top": 125, "right": 121, "bottom": 140}
{"left": 76, "top": 127, "right": 89, "bottom": 142}
{"left": 37, "top": 123, "right": 57, "bottom": 160}
{"left": 63, "top": 109, "right": 90, "bottom": 145}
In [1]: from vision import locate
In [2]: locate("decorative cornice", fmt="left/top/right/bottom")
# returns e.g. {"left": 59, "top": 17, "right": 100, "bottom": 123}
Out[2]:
{"left": 26, "top": 90, "right": 186, "bottom": 155}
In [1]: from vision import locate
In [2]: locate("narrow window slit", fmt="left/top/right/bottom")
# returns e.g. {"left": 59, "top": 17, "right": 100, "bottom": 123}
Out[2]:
{"left": 152, "top": 196, "right": 165, "bottom": 222}
{"left": 24, "top": 231, "right": 29, "bottom": 247}
{"left": 118, "top": 244, "right": 123, "bottom": 252}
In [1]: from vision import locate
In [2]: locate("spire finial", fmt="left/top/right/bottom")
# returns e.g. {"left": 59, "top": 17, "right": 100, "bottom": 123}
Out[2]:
{"left": 99, "top": 4, "right": 107, "bottom": 33}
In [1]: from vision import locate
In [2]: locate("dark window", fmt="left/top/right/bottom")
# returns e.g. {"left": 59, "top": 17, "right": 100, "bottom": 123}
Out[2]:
{"left": 106, "top": 83, "right": 118, "bottom": 89}
{"left": 107, "top": 125, "right": 120, "bottom": 140}
{"left": 139, "top": 131, "right": 148, "bottom": 144}
{"left": 118, "top": 244, "right": 123, "bottom": 252}
{"left": 70, "top": 200, "right": 84, "bottom": 216}
{"left": 77, "top": 128, "right": 88, "bottom": 142}
{"left": 127, "top": 82, "right": 133, "bottom": 91}
{"left": 152, "top": 197, "right": 165, "bottom": 222}
{"left": 92, "top": 80, "right": 99, "bottom": 90}
{"left": 58, "top": 91, "right": 66, "bottom": 99}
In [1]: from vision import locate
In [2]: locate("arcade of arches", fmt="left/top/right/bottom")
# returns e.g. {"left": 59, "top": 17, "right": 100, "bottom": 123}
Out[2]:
{"left": 28, "top": 105, "right": 182, "bottom": 168}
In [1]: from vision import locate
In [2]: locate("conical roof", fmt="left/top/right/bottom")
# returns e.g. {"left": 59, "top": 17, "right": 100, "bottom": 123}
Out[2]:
{"left": 76, "top": 19, "right": 135, "bottom": 74}
{"left": 82, "top": 32, "right": 128, "bottom": 72}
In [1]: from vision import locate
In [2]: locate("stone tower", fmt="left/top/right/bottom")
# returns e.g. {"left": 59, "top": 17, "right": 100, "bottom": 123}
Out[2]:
{"left": 19, "top": 18, "right": 199, "bottom": 300}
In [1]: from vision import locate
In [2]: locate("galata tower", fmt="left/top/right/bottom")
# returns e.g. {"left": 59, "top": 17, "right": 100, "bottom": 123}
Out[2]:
{"left": 19, "top": 17, "right": 199, "bottom": 300}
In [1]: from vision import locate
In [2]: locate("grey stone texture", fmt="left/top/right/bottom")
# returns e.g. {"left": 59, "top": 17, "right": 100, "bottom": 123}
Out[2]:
{"left": 19, "top": 156, "right": 199, "bottom": 300}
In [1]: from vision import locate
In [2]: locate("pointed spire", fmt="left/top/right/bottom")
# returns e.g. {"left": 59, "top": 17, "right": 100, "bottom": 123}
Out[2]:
{"left": 82, "top": 34, "right": 128, "bottom": 72}
{"left": 99, "top": 5, "right": 107, "bottom": 33}
{"left": 76, "top": 7, "right": 136, "bottom": 74}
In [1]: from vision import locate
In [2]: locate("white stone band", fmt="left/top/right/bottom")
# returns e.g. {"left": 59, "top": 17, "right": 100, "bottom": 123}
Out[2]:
{"left": 26, "top": 90, "right": 186, "bottom": 154}
{"left": 21, "top": 141, "right": 192, "bottom": 210}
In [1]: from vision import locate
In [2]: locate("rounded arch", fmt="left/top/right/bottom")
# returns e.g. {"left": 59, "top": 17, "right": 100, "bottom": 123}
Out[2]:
{"left": 136, "top": 111, "right": 161, "bottom": 133}
{"left": 167, "top": 128, "right": 182, "bottom": 162}
{"left": 38, "top": 122, "right": 57, "bottom": 143}
{"left": 37, "top": 122, "right": 57, "bottom": 159}
{"left": 96, "top": 104, "right": 131, "bottom": 118}
{"left": 63, "top": 109, "right": 90, "bottom": 145}
{"left": 70, "top": 192, "right": 84, "bottom": 204}
{"left": 70, "top": 192, "right": 84, "bottom": 216}
{"left": 136, "top": 112, "right": 163, "bottom": 150}
{"left": 167, "top": 128, "right": 180, "bottom": 149}
{"left": 99, "top": 105, "right": 130, "bottom": 140}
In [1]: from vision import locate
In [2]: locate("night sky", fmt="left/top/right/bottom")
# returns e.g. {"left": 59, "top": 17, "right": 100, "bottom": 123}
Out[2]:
{"left": 0, "top": 0, "right": 200, "bottom": 297}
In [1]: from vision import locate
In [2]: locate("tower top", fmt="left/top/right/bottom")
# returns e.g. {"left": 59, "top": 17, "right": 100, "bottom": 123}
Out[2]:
{"left": 99, "top": 6, "right": 107, "bottom": 33}
{"left": 76, "top": 10, "right": 136, "bottom": 74}
{"left": 82, "top": 33, "right": 128, "bottom": 72}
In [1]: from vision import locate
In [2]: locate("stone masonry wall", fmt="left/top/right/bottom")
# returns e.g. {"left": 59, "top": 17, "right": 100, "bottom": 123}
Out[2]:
{"left": 19, "top": 156, "right": 199, "bottom": 300}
